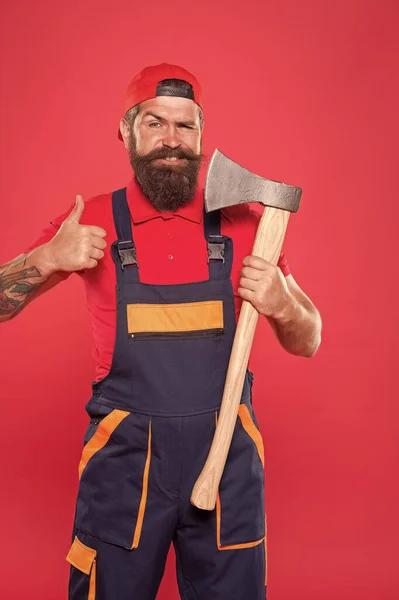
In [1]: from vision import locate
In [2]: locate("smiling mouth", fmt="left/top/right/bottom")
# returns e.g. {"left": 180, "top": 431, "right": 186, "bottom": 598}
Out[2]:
{"left": 155, "top": 157, "right": 186, "bottom": 163}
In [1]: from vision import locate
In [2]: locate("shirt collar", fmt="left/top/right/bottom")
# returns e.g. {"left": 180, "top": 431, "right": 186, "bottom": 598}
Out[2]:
{"left": 126, "top": 176, "right": 204, "bottom": 224}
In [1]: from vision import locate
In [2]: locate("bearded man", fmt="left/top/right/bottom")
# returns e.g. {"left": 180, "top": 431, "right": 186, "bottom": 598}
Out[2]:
{"left": 0, "top": 64, "right": 321, "bottom": 600}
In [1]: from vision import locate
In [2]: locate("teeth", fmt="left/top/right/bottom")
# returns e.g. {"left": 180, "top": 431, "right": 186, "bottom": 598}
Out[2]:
{"left": 166, "top": 157, "right": 178, "bottom": 161}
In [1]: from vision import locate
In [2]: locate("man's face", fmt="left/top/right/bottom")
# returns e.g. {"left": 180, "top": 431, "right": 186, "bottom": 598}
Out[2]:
{"left": 121, "top": 96, "right": 204, "bottom": 212}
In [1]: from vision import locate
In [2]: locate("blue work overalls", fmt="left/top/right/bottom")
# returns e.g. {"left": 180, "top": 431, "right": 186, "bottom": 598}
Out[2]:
{"left": 66, "top": 188, "right": 267, "bottom": 599}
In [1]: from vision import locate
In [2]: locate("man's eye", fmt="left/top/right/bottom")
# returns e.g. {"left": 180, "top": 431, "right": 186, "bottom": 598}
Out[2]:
{"left": 149, "top": 122, "right": 161, "bottom": 128}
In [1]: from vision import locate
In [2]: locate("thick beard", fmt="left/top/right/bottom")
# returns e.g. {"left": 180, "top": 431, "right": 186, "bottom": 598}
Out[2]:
{"left": 129, "top": 136, "right": 204, "bottom": 212}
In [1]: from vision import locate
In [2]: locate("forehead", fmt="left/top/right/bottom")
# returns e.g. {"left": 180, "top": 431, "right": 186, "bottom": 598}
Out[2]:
{"left": 137, "top": 96, "right": 200, "bottom": 122}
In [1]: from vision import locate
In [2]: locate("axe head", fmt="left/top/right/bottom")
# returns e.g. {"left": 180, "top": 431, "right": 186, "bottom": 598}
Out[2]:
{"left": 204, "top": 149, "right": 302, "bottom": 213}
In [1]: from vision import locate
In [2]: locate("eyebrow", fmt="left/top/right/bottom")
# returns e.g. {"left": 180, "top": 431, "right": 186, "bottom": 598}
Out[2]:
{"left": 142, "top": 111, "right": 197, "bottom": 128}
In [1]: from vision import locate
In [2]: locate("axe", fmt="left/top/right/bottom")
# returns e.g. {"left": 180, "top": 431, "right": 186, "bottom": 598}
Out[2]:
{"left": 190, "top": 149, "right": 302, "bottom": 511}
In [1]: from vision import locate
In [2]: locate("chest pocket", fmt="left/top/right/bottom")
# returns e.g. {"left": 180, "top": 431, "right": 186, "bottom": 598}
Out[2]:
{"left": 127, "top": 300, "right": 224, "bottom": 340}
{"left": 123, "top": 298, "right": 231, "bottom": 414}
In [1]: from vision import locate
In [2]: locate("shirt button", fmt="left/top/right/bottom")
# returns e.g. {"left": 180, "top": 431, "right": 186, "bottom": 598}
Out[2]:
{"left": 168, "top": 233, "right": 172, "bottom": 239}
{"left": 168, "top": 255, "right": 173, "bottom": 260}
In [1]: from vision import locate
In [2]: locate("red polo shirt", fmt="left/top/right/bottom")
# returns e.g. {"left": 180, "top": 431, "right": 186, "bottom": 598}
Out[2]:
{"left": 27, "top": 177, "right": 290, "bottom": 381}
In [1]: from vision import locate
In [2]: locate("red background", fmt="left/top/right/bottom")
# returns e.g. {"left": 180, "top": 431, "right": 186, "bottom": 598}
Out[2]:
{"left": 1, "top": 1, "right": 398, "bottom": 598}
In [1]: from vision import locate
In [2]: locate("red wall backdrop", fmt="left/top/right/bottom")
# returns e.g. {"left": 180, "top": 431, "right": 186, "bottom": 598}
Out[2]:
{"left": 1, "top": 1, "right": 398, "bottom": 598}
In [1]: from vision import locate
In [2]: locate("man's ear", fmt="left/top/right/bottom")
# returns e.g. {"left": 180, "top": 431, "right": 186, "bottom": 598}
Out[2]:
{"left": 119, "top": 119, "right": 131, "bottom": 149}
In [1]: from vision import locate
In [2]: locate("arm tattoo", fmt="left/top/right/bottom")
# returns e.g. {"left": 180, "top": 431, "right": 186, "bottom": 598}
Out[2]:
{"left": 0, "top": 255, "right": 44, "bottom": 318}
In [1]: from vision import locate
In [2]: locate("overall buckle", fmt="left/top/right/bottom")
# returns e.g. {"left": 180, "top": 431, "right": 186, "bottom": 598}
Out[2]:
{"left": 117, "top": 241, "right": 139, "bottom": 269}
{"left": 207, "top": 236, "right": 225, "bottom": 263}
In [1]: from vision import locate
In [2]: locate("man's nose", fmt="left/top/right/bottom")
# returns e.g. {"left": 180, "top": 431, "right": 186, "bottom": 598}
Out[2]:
{"left": 162, "top": 126, "right": 181, "bottom": 149}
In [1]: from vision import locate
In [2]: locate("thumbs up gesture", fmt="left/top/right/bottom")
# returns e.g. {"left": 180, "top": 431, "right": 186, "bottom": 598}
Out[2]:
{"left": 44, "top": 195, "right": 107, "bottom": 273}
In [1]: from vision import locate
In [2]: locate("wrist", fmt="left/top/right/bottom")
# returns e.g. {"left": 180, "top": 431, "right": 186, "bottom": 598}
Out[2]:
{"left": 27, "top": 243, "right": 59, "bottom": 278}
{"left": 271, "top": 294, "right": 301, "bottom": 323}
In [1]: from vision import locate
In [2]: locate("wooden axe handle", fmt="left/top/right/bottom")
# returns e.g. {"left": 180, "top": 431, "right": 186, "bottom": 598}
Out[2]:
{"left": 190, "top": 205, "right": 290, "bottom": 510}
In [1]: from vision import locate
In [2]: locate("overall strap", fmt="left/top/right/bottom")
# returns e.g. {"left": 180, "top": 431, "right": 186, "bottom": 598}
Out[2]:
{"left": 203, "top": 208, "right": 233, "bottom": 280}
{"left": 111, "top": 188, "right": 140, "bottom": 283}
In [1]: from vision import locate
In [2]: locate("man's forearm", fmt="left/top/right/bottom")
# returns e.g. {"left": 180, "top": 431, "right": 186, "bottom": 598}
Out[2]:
{"left": 0, "top": 248, "right": 53, "bottom": 322}
{"left": 268, "top": 298, "right": 322, "bottom": 358}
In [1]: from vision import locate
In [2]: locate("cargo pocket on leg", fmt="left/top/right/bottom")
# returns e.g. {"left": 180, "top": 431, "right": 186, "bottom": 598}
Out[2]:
{"left": 217, "top": 404, "right": 266, "bottom": 549}
{"left": 75, "top": 411, "right": 152, "bottom": 549}
{"left": 67, "top": 536, "right": 97, "bottom": 599}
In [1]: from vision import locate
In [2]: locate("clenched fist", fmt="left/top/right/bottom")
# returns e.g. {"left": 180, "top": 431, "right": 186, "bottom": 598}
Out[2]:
{"left": 238, "top": 255, "right": 292, "bottom": 319}
{"left": 42, "top": 195, "right": 107, "bottom": 274}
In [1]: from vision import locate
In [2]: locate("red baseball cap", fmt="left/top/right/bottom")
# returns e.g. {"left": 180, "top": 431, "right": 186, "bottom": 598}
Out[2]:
{"left": 118, "top": 63, "right": 203, "bottom": 140}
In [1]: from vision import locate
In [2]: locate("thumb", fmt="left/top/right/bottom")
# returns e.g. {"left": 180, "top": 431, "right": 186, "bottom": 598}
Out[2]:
{"left": 66, "top": 194, "right": 85, "bottom": 224}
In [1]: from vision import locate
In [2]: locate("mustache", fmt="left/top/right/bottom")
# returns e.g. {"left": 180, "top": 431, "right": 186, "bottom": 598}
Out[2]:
{"left": 135, "top": 147, "right": 203, "bottom": 163}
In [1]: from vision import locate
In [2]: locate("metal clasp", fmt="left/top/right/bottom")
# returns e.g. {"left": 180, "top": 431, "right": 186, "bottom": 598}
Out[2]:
{"left": 117, "top": 241, "right": 139, "bottom": 269}
{"left": 207, "top": 235, "right": 225, "bottom": 263}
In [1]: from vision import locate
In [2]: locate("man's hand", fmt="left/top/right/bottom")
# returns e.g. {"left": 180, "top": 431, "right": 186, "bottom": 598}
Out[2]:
{"left": 39, "top": 195, "right": 107, "bottom": 276}
{"left": 238, "top": 255, "right": 293, "bottom": 319}
{"left": 238, "top": 255, "right": 322, "bottom": 357}
{"left": 0, "top": 195, "right": 108, "bottom": 322}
